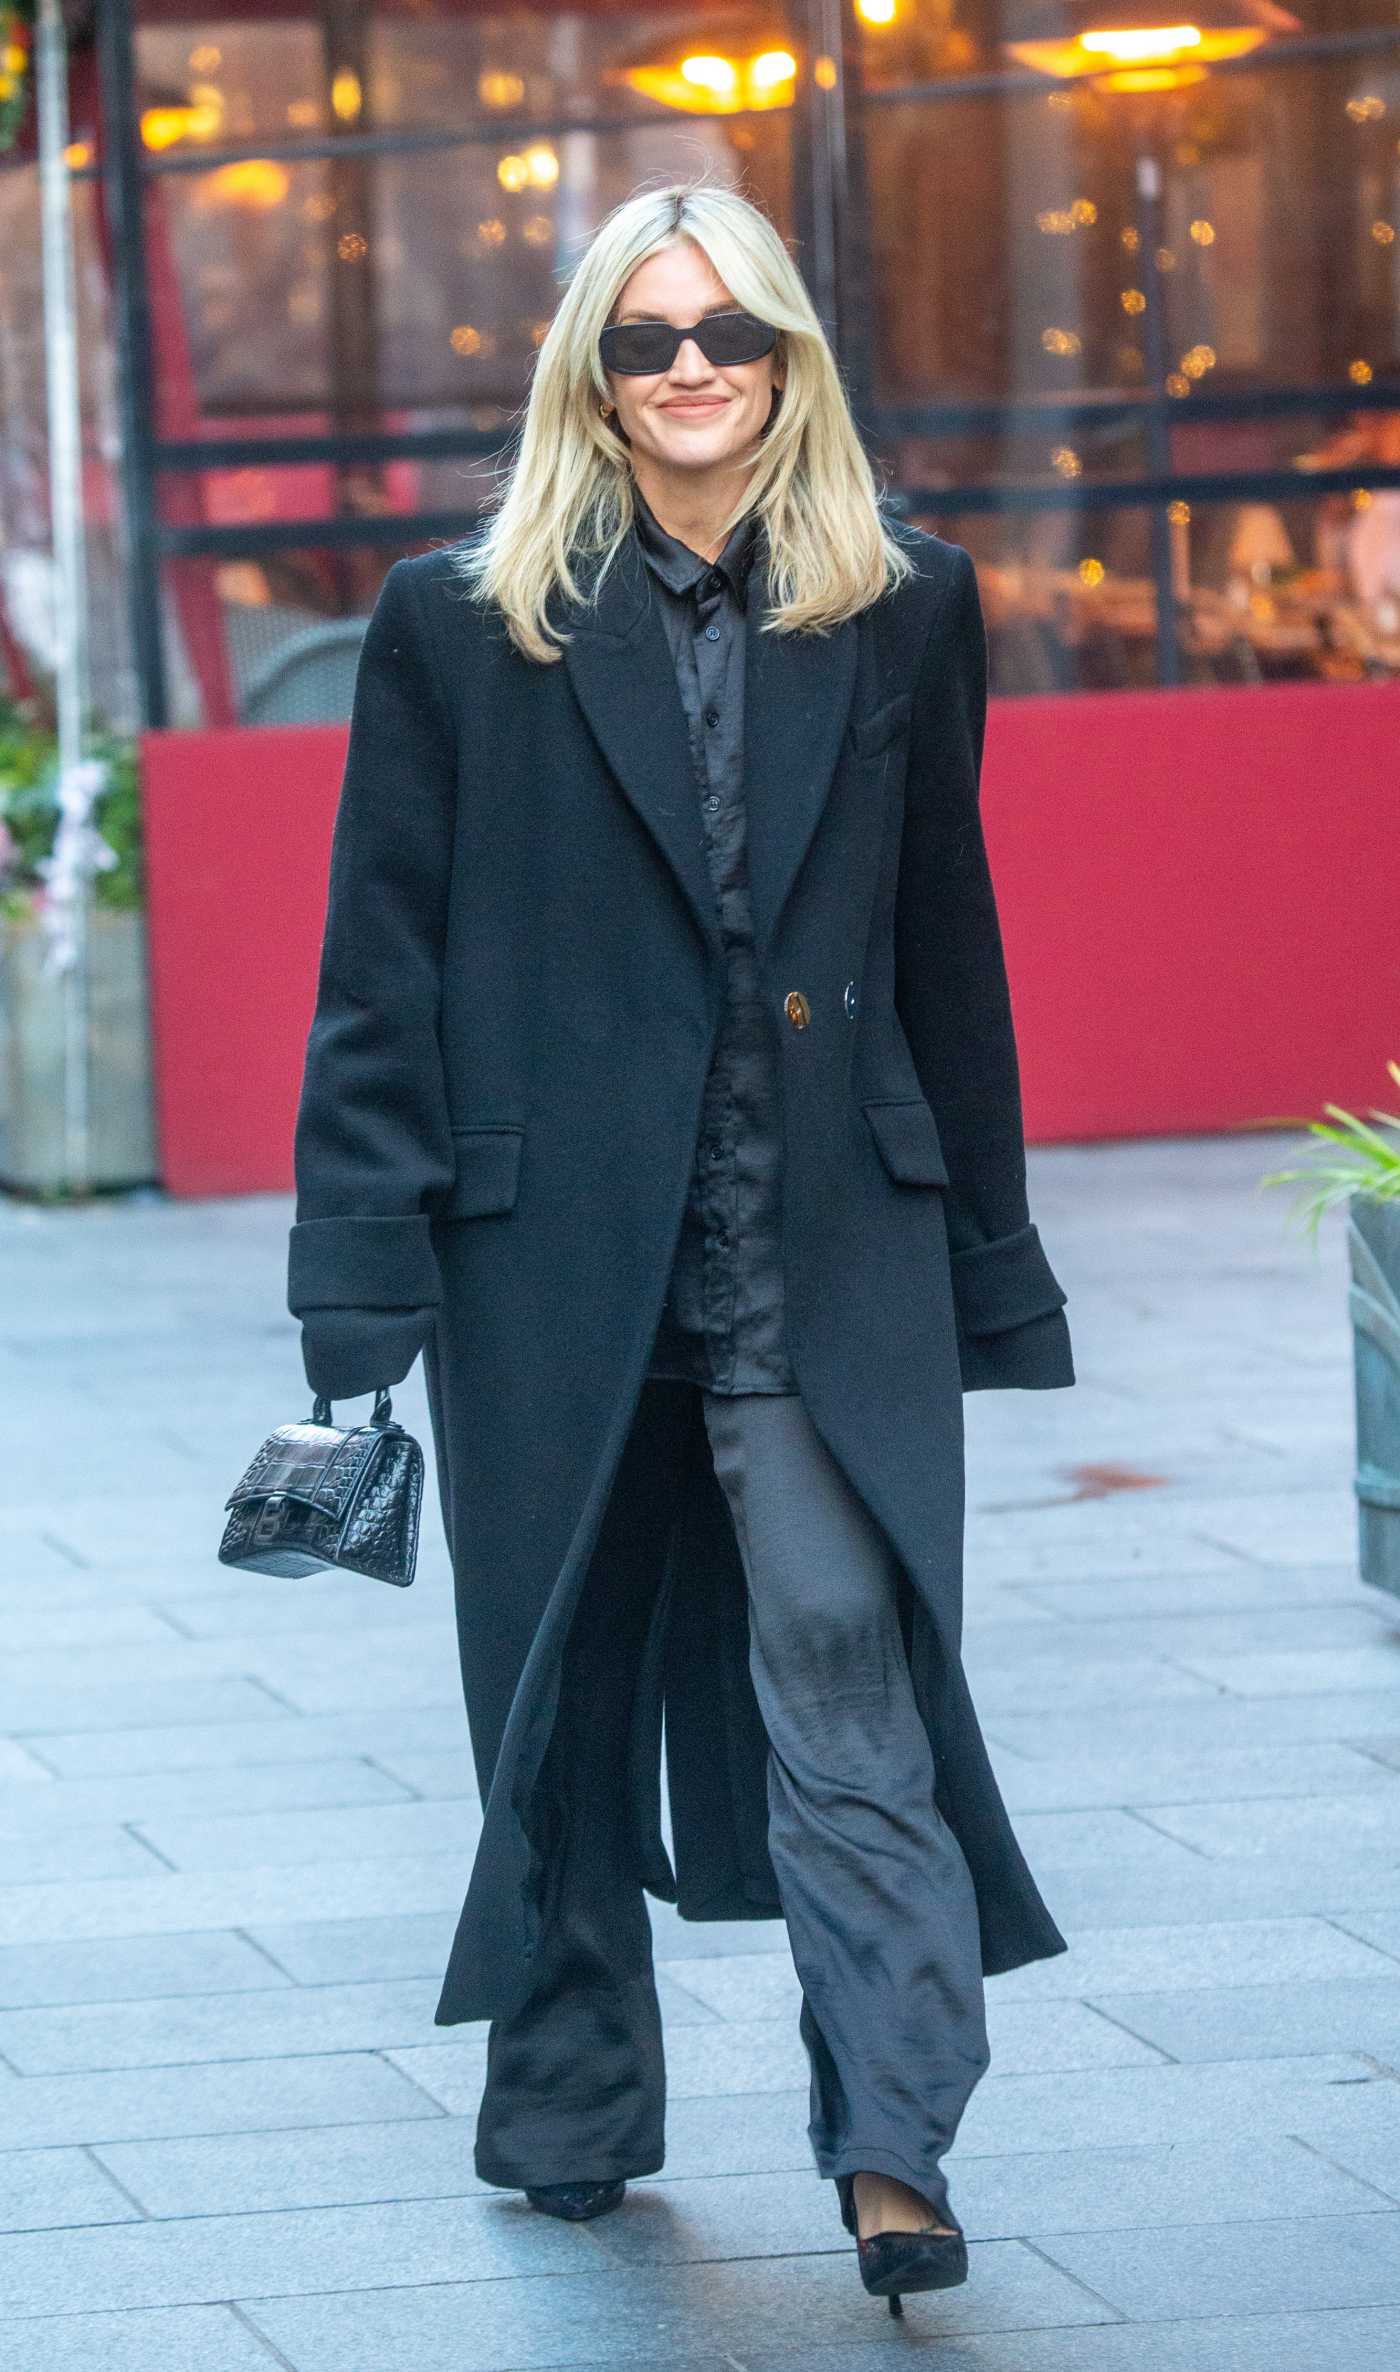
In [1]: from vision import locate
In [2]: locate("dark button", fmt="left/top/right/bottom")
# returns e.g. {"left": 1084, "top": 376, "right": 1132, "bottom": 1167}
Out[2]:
{"left": 844, "top": 978, "right": 857, "bottom": 1019}
{"left": 703, "top": 707, "right": 720, "bottom": 728}
{"left": 704, "top": 623, "right": 721, "bottom": 642}
{"left": 706, "top": 572, "right": 723, "bottom": 593}
{"left": 784, "top": 989, "right": 811, "bottom": 1030}
{"left": 704, "top": 793, "right": 720, "bottom": 812}
{"left": 707, "top": 1141, "right": 724, "bottom": 1162}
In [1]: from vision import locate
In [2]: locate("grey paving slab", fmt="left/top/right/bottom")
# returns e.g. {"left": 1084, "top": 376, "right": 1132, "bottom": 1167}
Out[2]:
{"left": 990, "top": 1740, "right": 1395, "bottom": 1812}
{"left": 0, "top": 1743, "right": 49, "bottom": 1784}
{"left": 7, "top": 1678, "right": 294, "bottom": 1739}
{"left": 0, "top": 1847, "right": 473, "bottom": 1947}
{"left": 988, "top": 1692, "right": 1400, "bottom": 1761}
{"left": 0, "top": 2048, "right": 444, "bottom": 2149}
{"left": 951, "top": 2056, "right": 1394, "bottom": 2157}
{"left": 1035, "top": 2210, "right": 1400, "bottom": 2322}
{"left": 239, "top": 2242, "right": 1112, "bottom": 2371}
{"left": 645, "top": 2307, "right": 1400, "bottom": 2372}
{"left": 244, "top": 1908, "right": 457, "bottom": 1985}
{"left": 33, "top": 1703, "right": 470, "bottom": 1779}
{"left": 0, "top": 2304, "right": 286, "bottom": 2372}
{"left": 0, "top": 2148, "right": 140, "bottom": 2235}
{"left": 0, "top": 1757, "right": 413, "bottom": 1834}
{"left": 1168, "top": 1646, "right": 1400, "bottom": 1698}
{"left": 0, "top": 1928, "right": 288, "bottom": 2010}
{"left": 0, "top": 1976, "right": 450, "bottom": 2074}
{"left": 130, "top": 1797, "right": 479, "bottom": 1875}
{"left": 991, "top": 1917, "right": 1400, "bottom": 2001}
{"left": 0, "top": 2193, "right": 594, "bottom": 2320}
{"left": 1135, "top": 1789, "right": 1400, "bottom": 1859}
{"left": 1328, "top": 1907, "right": 1400, "bottom": 1962}
{"left": 95, "top": 2115, "right": 487, "bottom": 2218}
{"left": 0, "top": 1828, "right": 167, "bottom": 1886}
{"left": 1019, "top": 1566, "right": 1362, "bottom": 1619}
{"left": 1084, "top": 1976, "right": 1400, "bottom": 2064}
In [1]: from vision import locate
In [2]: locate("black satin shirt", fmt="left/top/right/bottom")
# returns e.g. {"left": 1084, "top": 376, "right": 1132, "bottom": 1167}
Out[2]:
{"left": 634, "top": 487, "right": 795, "bottom": 1395}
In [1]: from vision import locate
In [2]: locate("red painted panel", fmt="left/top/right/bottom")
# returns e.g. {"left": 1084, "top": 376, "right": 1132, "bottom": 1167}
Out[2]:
{"left": 141, "top": 725, "right": 344, "bottom": 1197}
{"left": 141, "top": 681, "right": 1400, "bottom": 1197}
{"left": 982, "top": 680, "right": 1400, "bottom": 1142}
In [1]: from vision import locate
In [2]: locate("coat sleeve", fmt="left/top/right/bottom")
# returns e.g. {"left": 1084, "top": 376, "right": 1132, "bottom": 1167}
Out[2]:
{"left": 287, "top": 558, "right": 458, "bottom": 1401}
{"left": 895, "top": 545, "right": 1075, "bottom": 1393}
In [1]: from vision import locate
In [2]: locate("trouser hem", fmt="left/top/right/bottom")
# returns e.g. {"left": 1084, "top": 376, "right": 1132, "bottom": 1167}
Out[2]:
{"left": 474, "top": 2146, "right": 665, "bottom": 2191}
{"left": 820, "top": 2146, "right": 954, "bottom": 2233}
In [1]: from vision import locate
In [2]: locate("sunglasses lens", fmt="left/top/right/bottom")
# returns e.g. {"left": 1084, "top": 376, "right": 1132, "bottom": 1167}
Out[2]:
{"left": 600, "top": 323, "right": 677, "bottom": 374}
{"left": 699, "top": 312, "right": 777, "bottom": 365}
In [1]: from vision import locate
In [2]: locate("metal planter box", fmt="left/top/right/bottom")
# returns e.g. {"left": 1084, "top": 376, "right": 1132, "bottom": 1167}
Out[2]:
{"left": 1350, "top": 1191, "right": 1400, "bottom": 1602}
{"left": 0, "top": 908, "right": 158, "bottom": 1193}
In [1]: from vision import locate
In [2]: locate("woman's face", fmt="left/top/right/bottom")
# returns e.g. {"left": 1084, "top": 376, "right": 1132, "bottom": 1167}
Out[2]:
{"left": 602, "top": 240, "right": 782, "bottom": 480}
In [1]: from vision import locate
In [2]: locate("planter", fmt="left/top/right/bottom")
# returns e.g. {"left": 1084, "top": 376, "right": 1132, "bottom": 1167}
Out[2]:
{"left": 1350, "top": 1191, "right": 1400, "bottom": 1602}
{"left": 0, "top": 907, "right": 159, "bottom": 1193}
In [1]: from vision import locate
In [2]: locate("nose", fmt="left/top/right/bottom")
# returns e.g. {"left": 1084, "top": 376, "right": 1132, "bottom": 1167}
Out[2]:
{"left": 668, "top": 337, "right": 714, "bottom": 384}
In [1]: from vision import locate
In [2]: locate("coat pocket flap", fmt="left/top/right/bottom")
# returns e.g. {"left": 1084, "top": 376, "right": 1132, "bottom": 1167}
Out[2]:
{"left": 847, "top": 690, "right": 913, "bottom": 761}
{"left": 863, "top": 1097, "right": 949, "bottom": 1186}
{"left": 442, "top": 1125, "right": 524, "bottom": 1218}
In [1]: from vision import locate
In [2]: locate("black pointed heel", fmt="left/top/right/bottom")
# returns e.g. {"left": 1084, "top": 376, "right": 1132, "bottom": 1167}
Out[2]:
{"left": 525, "top": 2178, "right": 627, "bottom": 2221}
{"left": 856, "top": 2224, "right": 969, "bottom": 2312}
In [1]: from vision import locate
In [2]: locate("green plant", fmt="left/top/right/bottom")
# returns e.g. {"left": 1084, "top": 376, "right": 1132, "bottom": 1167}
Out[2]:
{"left": 1259, "top": 1060, "right": 1400, "bottom": 1240}
{"left": 0, "top": 696, "right": 143, "bottom": 920}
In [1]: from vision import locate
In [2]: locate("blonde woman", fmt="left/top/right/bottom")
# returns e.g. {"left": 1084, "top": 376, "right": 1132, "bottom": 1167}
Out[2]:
{"left": 289, "top": 179, "right": 1074, "bottom": 2313}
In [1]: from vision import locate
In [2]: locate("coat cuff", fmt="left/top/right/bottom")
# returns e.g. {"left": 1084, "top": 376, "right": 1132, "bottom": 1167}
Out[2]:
{"left": 957, "top": 1305, "right": 1075, "bottom": 1393}
{"left": 288, "top": 1214, "right": 443, "bottom": 1314}
{"left": 950, "top": 1222, "right": 1074, "bottom": 1393}
{"left": 299, "top": 1307, "right": 436, "bottom": 1402}
{"left": 950, "top": 1221, "right": 1067, "bottom": 1335}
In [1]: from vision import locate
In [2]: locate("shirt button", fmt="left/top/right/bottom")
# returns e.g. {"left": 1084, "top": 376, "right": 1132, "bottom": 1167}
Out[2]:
{"left": 705, "top": 793, "right": 720, "bottom": 812}
{"left": 844, "top": 979, "right": 858, "bottom": 1019}
{"left": 706, "top": 573, "right": 722, "bottom": 594}
{"left": 704, "top": 707, "right": 720, "bottom": 728}
{"left": 704, "top": 624, "right": 721, "bottom": 642}
{"left": 784, "top": 989, "right": 811, "bottom": 1030}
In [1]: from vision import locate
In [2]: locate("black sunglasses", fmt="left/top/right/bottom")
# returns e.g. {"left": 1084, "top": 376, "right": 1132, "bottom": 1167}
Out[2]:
{"left": 599, "top": 310, "right": 778, "bottom": 377}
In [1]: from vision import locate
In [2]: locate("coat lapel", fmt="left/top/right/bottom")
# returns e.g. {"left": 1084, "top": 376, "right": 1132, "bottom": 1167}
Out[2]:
{"left": 742, "top": 571, "right": 859, "bottom": 961}
{"left": 560, "top": 535, "right": 722, "bottom": 960}
{"left": 559, "top": 519, "right": 861, "bottom": 966}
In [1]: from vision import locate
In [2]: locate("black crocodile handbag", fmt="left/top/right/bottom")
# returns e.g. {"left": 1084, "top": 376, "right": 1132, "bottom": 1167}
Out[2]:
{"left": 218, "top": 1387, "right": 423, "bottom": 1587}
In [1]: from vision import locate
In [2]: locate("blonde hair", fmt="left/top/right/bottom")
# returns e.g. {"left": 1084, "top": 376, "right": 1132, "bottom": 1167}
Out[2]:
{"left": 451, "top": 179, "right": 913, "bottom": 662}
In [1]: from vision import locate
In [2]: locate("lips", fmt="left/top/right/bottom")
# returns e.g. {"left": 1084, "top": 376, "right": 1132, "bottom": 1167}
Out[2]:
{"left": 660, "top": 399, "right": 728, "bottom": 414}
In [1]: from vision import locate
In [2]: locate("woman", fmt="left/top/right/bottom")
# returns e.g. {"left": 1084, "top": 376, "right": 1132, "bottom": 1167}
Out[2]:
{"left": 289, "top": 179, "right": 1074, "bottom": 2312}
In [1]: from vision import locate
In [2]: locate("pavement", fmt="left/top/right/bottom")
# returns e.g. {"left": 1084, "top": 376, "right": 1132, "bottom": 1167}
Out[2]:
{"left": 1, "top": 1130, "right": 1398, "bottom": 2371}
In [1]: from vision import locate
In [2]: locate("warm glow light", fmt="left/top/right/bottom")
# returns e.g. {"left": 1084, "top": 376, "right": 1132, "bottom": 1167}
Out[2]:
{"left": 625, "top": 47, "right": 798, "bottom": 113}
{"left": 681, "top": 54, "right": 738, "bottom": 93}
{"left": 1080, "top": 23, "right": 1200, "bottom": 60}
{"left": 523, "top": 142, "right": 559, "bottom": 187}
{"left": 64, "top": 141, "right": 91, "bottom": 170}
{"left": 479, "top": 70, "right": 525, "bottom": 109}
{"left": 1078, "top": 556, "right": 1106, "bottom": 585}
{"left": 497, "top": 152, "right": 530, "bottom": 192}
{"left": 140, "top": 102, "right": 222, "bottom": 148}
{"left": 1349, "top": 358, "right": 1375, "bottom": 384}
{"left": 856, "top": 0, "right": 898, "bottom": 21}
{"left": 202, "top": 159, "right": 290, "bottom": 209}
{"left": 1004, "top": 10, "right": 1289, "bottom": 81}
{"left": 330, "top": 69, "right": 362, "bottom": 122}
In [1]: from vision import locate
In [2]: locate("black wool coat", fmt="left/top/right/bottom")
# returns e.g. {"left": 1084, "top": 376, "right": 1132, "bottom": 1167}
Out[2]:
{"left": 288, "top": 519, "right": 1076, "bottom": 2028}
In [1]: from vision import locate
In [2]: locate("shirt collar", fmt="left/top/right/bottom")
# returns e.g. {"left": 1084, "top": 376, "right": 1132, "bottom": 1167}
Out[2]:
{"left": 632, "top": 483, "right": 760, "bottom": 612}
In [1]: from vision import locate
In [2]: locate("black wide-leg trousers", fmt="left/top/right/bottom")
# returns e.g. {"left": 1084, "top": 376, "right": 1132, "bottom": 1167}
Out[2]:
{"left": 473, "top": 1380, "right": 990, "bottom": 2222}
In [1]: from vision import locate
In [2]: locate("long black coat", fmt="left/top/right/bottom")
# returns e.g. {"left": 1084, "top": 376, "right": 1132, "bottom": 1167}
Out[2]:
{"left": 288, "top": 520, "right": 1076, "bottom": 2028}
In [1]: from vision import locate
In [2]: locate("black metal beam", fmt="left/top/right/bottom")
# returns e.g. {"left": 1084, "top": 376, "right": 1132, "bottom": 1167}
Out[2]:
{"left": 96, "top": 0, "right": 167, "bottom": 728}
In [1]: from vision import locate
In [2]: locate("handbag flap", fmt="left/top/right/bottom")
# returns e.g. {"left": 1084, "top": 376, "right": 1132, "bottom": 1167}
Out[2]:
{"left": 224, "top": 1421, "right": 388, "bottom": 1520}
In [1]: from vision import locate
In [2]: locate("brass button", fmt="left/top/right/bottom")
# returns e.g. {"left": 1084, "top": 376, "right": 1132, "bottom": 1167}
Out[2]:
{"left": 784, "top": 989, "right": 811, "bottom": 1030}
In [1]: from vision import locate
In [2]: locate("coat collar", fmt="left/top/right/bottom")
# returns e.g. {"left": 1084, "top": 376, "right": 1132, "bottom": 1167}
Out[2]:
{"left": 559, "top": 515, "right": 859, "bottom": 964}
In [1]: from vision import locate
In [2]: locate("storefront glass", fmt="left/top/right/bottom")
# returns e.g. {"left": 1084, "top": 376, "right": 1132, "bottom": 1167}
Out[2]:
{"left": 56, "top": 4, "right": 1400, "bottom": 718}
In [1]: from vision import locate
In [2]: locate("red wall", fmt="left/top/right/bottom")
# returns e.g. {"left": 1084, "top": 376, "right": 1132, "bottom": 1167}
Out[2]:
{"left": 141, "top": 681, "right": 1400, "bottom": 1198}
